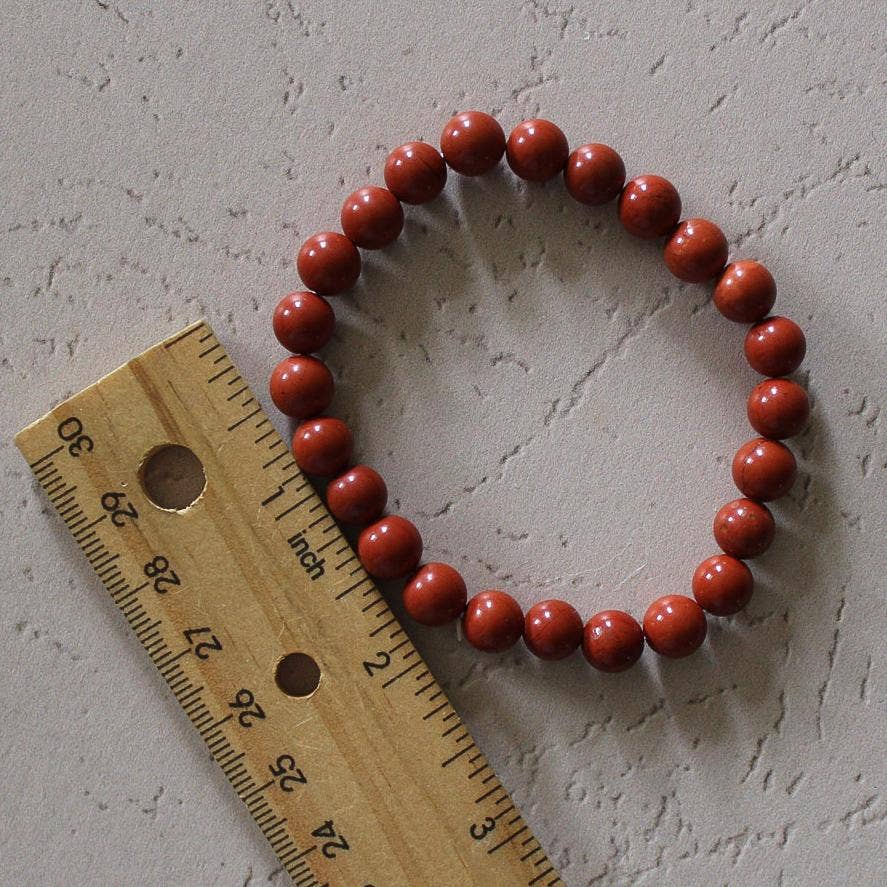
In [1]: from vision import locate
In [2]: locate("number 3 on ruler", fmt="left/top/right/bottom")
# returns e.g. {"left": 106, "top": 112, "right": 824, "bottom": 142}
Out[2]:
{"left": 57, "top": 416, "right": 93, "bottom": 457}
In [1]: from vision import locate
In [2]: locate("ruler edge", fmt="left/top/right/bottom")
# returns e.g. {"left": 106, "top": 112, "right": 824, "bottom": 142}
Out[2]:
{"left": 13, "top": 318, "right": 563, "bottom": 886}
{"left": 14, "top": 319, "right": 208, "bottom": 451}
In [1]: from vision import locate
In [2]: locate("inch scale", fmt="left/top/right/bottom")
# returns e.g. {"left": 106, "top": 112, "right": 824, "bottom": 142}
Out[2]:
{"left": 15, "top": 321, "right": 561, "bottom": 887}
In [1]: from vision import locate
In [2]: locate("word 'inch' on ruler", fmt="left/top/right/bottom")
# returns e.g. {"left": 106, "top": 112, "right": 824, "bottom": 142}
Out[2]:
{"left": 15, "top": 320, "right": 562, "bottom": 887}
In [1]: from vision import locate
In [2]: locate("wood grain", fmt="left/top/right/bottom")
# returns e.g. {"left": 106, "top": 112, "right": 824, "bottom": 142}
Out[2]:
{"left": 15, "top": 321, "right": 561, "bottom": 887}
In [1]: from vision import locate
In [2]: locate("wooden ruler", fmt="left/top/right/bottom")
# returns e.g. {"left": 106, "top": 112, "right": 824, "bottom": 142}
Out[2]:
{"left": 15, "top": 321, "right": 561, "bottom": 887}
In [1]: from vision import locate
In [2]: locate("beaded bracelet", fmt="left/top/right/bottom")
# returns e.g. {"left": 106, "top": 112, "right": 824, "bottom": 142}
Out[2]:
{"left": 268, "top": 111, "right": 809, "bottom": 672}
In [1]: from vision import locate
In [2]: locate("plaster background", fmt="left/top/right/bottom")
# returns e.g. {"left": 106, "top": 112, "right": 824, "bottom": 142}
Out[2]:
{"left": 1, "top": 1, "right": 885, "bottom": 884}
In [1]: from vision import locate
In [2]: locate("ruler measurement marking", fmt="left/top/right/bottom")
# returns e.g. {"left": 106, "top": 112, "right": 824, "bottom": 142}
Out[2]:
{"left": 274, "top": 494, "right": 314, "bottom": 522}
{"left": 262, "top": 450, "right": 289, "bottom": 468}
{"left": 208, "top": 365, "right": 235, "bottom": 383}
{"left": 335, "top": 576, "right": 370, "bottom": 600}
{"left": 488, "top": 824, "right": 528, "bottom": 854}
{"left": 241, "top": 779, "right": 274, "bottom": 803}
{"left": 30, "top": 446, "right": 64, "bottom": 468}
{"left": 72, "top": 514, "right": 108, "bottom": 540}
{"left": 53, "top": 492, "right": 79, "bottom": 511}
{"left": 441, "top": 743, "right": 476, "bottom": 768}
{"left": 382, "top": 659, "right": 422, "bottom": 688}
{"left": 94, "top": 553, "right": 121, "bottom": 573}
{"left": 163, "top": 323, "right": 205, "bottom": 348}
{"left": 493, "top": 803, "right": 515, "bottom": 818}
{"left": 57, "top": 501, "right": 81, "bottom": 518}
{"left": 308, "top": 514, "right": 334, "bottom": 530}
{"left": 228, "top": 406, "right": 262, "bottom": 431}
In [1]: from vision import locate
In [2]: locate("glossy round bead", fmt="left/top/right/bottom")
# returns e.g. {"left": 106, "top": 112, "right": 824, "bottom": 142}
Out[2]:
{"left": 713, "top": 260, "right": 776, "bottom": 322}
{"left": 747, "top": 378, "right": 810, "bottom": 440}
{"left": 462, "top": 590, "right": 524, "bottom": 653}
{"left": 618, "top": 174, "right": 681, "bottom": 239}
{"left": 326, "top": 465, "right": 387, "bottom": 526}
{"left": 340, "top": 186, "right": 404, "bottom": 250}
{"left": 296, "top": 231, "right": 361, "bottom": 296}
{"left": 581, "top": 610, "right": 644, "bottom": 673}
{"left": 713, "top": 497, "right": 775, "bottom": 559}
{"left": 732, "top": 437, "right": 797, "bottom": 501}
{"left": 506, "top": 118, "right": 569, "bottom": 183}
{"left": 692, "top": 555, "right": 754, "bottom": 616}
{"left": 402, "top": 562, "right": 467, "bottom": 626}
{"left": 643, "top": 595, "right": 707, "bottom": 658}
{"left": 440, "top": 111, "right": 506, "bottom": 176}
{"left": 564, "top": 143, "right": 626, "bottom": 205}
{"left": 291, "top": 417, "right": 353, "bottom": 477}
{"left": 523, "top": 599, "right": 583, "bottom": 661}
{"left": 357, "top": 515, "right": 423, "bottom": 580}
{"left": 744, "top": 316, "right": 806, "bottom": 377}
{"left": 384, "top": 141, "right": 447, "bottom": 204}
{"left": 663, "top": 218, "right": 729, "bottom": 282}
{"left": 272, "top": 291, "right": 335, "bottom": 354}
{"left": 269, "top": 355, "right": 334, "bottom": 419}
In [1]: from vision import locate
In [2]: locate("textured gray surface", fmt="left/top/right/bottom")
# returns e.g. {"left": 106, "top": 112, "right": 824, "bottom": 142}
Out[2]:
{"left": 1, "top": 1, "right": 885, "bottom": 885}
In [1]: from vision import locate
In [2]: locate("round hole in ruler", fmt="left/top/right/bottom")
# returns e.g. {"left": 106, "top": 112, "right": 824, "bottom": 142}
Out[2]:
{"left": 275, "top": 652, "right": 322, "bottom": 698}
{"left": 139, "top": 444, "right": 206, "bottom": 511}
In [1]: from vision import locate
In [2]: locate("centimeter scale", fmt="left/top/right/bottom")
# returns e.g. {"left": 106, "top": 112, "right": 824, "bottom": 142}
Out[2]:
{"left": 15, "top": 321, "right": 561, "bottom": 887}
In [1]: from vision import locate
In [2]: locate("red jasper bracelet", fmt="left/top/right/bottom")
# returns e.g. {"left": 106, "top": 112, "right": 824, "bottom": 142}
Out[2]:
{"left": 268, "top": 111, "right": 809, "bottom": 671}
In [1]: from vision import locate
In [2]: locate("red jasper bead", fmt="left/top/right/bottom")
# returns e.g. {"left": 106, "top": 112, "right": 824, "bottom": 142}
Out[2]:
{"left": 269, "top": 355, "right": 334, "bottom": 419}
{"left": 340, "top": 185, "right": 404, "bottom": 250}
{"left": 384, "top": 141, "right": 447, "bottom": 204}
{"left": 403, "top": 562, "right": 467, "bottom": 626}
{"left": 462, "top": 590, "right": 524, "bottom": 653}
{"left": 664, "top": 218, "right": 729, "bottom": 282}
{"left": 296, "top": 231, "right": 361, "bottom": 296}
{"left": 440, "top": 111, "right": 506, "bottom": 176}
{"left": 358, "top": 515, "right": 423, "bottom": 580}
{"left": 523, "top": 599, "right": 583, "bottom": 660}
{"left": 744, "top": 316, "right": 806, "bottom": 377}
{"left": 272, "top": 291, "right": 335, "bottom": 354}
{"left": 506, "top": 118, "right": 569, "bottom": 183}
{"left": 291, "top": 417, "right": 353, "bottom": 476}
{"left": 618, "top": 174, "right": 681, "bottom": 239}
{"left": 564, "top": 143, "right": 625, "bottom": 205}
{"left": 713, "top": 260, "right": 776, "bottom": 322}
{"left": 643, "top": 595, "right": 707, "bottom": 658}
{"left": 732, "top": 437, "right": 797, "bottom": 501}
{"left": 713, "top": 497, "right": 775, "bottom": 559}
{"left": 582, "top": 609, "right": 645, "bottom": 673}
{"left": 747, "top": 378, "right": 810, "bottom": 439}
{"left": 326, "top": 465, "right": 387, "bottom": 525}
{"left": 692, "top": 555, "right": 754, "bottom": 616}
